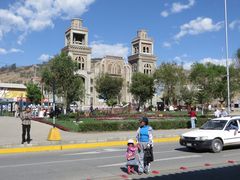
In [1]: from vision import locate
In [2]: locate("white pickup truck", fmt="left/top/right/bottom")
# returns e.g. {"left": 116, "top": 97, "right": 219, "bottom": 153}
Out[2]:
{"left": 180, "top": 116, "right": 240, "bottom": 153}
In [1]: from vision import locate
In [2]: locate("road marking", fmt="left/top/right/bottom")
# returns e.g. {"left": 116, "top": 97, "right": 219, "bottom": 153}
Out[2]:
{"left": 103, "top": 148, "right": 125, "bottom": 152}
{"left": 64, "top": 151, "right": 101, "bottom": 155}
{"left": 0, "top": 155, "right": 123, "bottom": 169}
{"left": 63, "top": 150, "right": 176, "bottom": 156}
{"left": 98, "top": 155, "right": 201, "bottom": 168}
{"left": 154, "top": 155, "right": 201, "bottom": 162}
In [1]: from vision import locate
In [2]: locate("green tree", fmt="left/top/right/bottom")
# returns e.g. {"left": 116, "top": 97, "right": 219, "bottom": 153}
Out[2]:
{"left": 95, "top": 73, "right": 123, "bottom": 108}
{"left": 130, "top": 72, "right": 155, "bottom": 110}
{"left": 154, "top": 62, "right": 186, "bottom": 105}
{"left": 41, "top": 52, "right": 84, "bottom": 112}
{"left": 236, "top": 48, "right": 240, "bottom": 68}
{"left": 26, "top": 83, "right": 42, "bottom": 104}
{"left": 190, "top": 62, "right": 240, "bottom": 110}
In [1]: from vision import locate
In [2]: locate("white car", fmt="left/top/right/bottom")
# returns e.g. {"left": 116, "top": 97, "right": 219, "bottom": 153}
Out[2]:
{"left": 180, "top": 116, "right": 240, "bottom": 153}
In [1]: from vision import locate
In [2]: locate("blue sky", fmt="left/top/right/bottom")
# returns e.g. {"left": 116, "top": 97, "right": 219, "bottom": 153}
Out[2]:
{"left": 0, "top": 0, "right": 239, "bottom": 69}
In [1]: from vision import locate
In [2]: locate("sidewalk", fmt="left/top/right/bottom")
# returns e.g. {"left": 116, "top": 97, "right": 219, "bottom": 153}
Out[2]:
{"left": 0, "top": 116, "right": 189, "bottom": 153}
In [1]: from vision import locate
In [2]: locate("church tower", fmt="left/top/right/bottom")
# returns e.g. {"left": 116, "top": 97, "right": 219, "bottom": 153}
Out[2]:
{"left": 128, "top": 30, "right": 156, "bottom": 74}
{"left": 62, "top": 18, "right": 92, "bottom": 107}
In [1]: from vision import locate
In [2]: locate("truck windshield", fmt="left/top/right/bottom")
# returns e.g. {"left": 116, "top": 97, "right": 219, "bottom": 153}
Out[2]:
{"left": 200, "top": 120, "right": 227, "bottom": 130}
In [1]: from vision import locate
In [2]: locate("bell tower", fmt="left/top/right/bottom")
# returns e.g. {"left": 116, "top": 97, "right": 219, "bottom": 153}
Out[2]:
{"left": 128, "top": 30, "right": 156, "bottom": 74}
{"left": 62, "top": 18, "right": 92, "bottom": 107}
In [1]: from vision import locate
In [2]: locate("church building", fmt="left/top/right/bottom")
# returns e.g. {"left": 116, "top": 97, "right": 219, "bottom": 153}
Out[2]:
{"left": 62, "top": 19, "right": 156, "bottom": 109}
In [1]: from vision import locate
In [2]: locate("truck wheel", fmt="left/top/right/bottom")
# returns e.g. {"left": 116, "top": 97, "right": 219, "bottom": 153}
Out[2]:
{"left": 211, "top": 139, "right": 223, "bottom": 153}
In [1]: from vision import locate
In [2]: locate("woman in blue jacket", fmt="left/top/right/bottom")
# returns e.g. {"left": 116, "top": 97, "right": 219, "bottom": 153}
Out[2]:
{"left": 136, "top": 117, "right": 153, "bottom": 174}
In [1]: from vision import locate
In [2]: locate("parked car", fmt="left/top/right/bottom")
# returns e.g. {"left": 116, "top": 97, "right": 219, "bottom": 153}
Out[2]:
{"left": 180, "top": 116, "right": 240, "bottom": 153}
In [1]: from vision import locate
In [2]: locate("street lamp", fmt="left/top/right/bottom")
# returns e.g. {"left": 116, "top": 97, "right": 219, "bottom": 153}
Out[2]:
{"left": 224, "top": 0, "right": 231, "bottom": 114}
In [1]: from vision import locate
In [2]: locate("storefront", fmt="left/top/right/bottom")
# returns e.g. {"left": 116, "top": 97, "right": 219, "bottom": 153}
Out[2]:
{"left": 0, "top": 83, "right": 27, "bottom": 113}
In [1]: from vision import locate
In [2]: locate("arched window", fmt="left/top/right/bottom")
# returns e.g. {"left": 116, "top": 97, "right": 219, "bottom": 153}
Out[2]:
{"left": 132, "top": 63, "right": 137, "bottom": 72}
{"left": 146, "top": 47, "right": 149, "bottom": 53}
{"left": 75, "top": 56, "right": 85, "bottom": 70}
{"left": 116, "top": 65, "right": 121, "bottom": 75}
{"left": 144, "top": 64, "right": 151, "bottom": 74}
{"left": 143, "top": 47, "right": 146, "bottom": 53}
{"left": 108, "top": 64, "right": 112, "bottom": 73}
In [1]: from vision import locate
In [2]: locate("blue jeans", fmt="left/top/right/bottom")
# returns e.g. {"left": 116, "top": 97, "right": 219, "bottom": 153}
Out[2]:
{"left": 191, "top": 117, "right": 196, "bottom": 128}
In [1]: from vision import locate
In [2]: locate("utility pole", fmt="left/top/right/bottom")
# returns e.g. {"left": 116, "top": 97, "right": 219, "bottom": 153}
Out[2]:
{"left": 224, "top": 0, "right": 231, "bottom": 114}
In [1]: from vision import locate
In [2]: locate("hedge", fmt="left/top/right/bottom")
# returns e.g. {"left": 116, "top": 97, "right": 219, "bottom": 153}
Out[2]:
{"left": 77, "top": 118, "right": 209, "bottom": 132}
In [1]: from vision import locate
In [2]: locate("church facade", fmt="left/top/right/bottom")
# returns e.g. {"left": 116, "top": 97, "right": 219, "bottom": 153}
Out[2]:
{"left": 62, "top": 19, "right": 157, "bottom": 109}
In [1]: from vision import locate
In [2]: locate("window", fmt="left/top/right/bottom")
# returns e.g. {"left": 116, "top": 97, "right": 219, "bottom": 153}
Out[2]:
{"left": 143, "top": 47, "right": 146, "bottom": 53}
{"left": 132, "top": 63, "right": 137, "bottom": 72}
{"left": 146, "top": 47, "right": 149, "bottom": 53}
{"left": 91, "top": 79, "right": 93, "bottom": 84}
{"left": 75, "top": 56, "right": 85, "bottom": 70}
{"left": 108, "top": 64, "right": 112, "bottom": 72}
{"left": 144, "top": 64, "right": 151, "bottom": 74}
{"left": 90, "top": 87, "right": 93, "bottom": 93}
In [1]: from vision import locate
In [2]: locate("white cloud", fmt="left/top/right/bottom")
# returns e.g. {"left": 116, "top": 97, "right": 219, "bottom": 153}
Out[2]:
{"left": 162, "top": 42, "right": 171, "bottom": 48}
{"left": 0, "top": 48, "right": 7, "bottom": 55}
{"left": 182, "top": 57, "right": 232, "bottom": 70}
{"left": 172, "top": 0, "right": 195, "bottom": 13}
{"left": 160, "top": 11, "right": 169, "bottom": 17}
{"left": 0, "top": 48, "right": 23, "bottom": 55}
{"left": 161, "top": 0, "right": 195, "bottom": 17}
{"left": 229, "top": 19, "right": 240, "bottom": 30}
{"left": 174, "top": 17, "right": 223, "bottom": 40}
{"left": 90, "top": 41, "right": 129, "bottom": 59}
{"left": 38, "top": 54, "right": 53, "bottom": 62}
{"left": 0, "top": 0, "right": 95, "bottom": 42}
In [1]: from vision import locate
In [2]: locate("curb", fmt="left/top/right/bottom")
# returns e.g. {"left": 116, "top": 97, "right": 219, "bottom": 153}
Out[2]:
{"left": 0, "top": 136, "right": 179, "bottom": 154}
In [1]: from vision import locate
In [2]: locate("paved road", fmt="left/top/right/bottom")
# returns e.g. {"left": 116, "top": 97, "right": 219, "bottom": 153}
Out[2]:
{"left": 0, "top": 142, "right": 240, "bottom": 180}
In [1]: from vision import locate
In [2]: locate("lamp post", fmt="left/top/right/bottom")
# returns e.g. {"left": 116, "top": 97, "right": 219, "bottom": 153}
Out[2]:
{"left": 52, "top": 80, "right": 56, "bottom": 127}
{"left": 224, "top": 0, "right": 231, "bottom": 114}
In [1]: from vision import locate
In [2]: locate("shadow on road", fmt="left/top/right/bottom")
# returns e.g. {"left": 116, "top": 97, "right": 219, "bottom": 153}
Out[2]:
{"left": 133, "top": 164, "right": 240, "bottom": 180}
{"left": 175, "top": 144, "right": 240, "bottom": 153}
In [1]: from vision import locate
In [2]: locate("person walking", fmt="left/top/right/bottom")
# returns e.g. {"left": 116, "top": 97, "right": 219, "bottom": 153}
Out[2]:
{"left": 220, "top": 107, "right": 228, "bottom": 117}
{"left": 14, "top": 103, "right": 19, "bottom": 118}
{"left": 136, "top": 117, "right": 153, "bottom": 175}
{"left": 20, "top": 107, "right": 32, "bottom": 144}
{"left": 189, "top": 107, "right": 197, "bottom": 129}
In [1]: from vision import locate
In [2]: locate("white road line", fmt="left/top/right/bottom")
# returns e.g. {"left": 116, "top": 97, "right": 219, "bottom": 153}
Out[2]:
{"left": 64, "top": 151, "right": 101, "bottom": 155}
{"left": 63, "top": 150, "right": 175, "bottom": 156}
{"left": 0, "top": 155, "right": 123, "bottom": 169}
{"left": 98, "top": 155, "right": 201, "bottom": 168}
{"left": 103, "top": 148, "right": 125, "bottom": 152}
{"left": 154, "top": 154, "right": 201, "bottom": 162}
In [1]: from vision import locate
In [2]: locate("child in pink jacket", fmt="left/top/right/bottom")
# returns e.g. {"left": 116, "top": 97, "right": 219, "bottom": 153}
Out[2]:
{"left": 126, "top": 139, "right": 137, "bottom": 174}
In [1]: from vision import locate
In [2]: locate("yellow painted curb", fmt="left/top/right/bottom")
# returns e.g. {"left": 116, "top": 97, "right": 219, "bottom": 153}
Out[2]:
{"left": 0, "top": 145, "right": 61, "bottom": 154}
{"left": 0, "top": 136, "right": 180, "bottom": 154}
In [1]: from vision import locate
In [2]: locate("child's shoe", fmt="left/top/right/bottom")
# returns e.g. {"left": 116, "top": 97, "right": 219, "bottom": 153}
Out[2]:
{"left": 127, "top": 166, "right": 132, "bottom": 175}
{"left": 131, "top": 167, "right": 135, "bottom": 174}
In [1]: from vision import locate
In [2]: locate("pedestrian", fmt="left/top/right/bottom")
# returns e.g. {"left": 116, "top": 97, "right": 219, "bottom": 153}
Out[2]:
{"left": 20, "top": 107, "right": 32, "bottom": 144}
{"left": 14, "top": 103, "right": 19, "bottom": 118}
{"left": 189, "top": 107, "right": 197, "bottom": 129}
{"left": 126, "top": 139, "right": 137, "bottom": 175}
{"left": 220, "top": 107, "right": 228, "bottom": 117}
{"left": 214, "top": 108, "right": 221, "bottom": 118}
{"left": 136, "top": 117, "right": 153, "bottom": 175}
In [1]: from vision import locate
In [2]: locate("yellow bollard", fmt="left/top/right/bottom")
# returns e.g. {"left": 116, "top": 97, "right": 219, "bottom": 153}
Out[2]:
{"left": 47, "top": 127, "right": 61, "bottom": 141}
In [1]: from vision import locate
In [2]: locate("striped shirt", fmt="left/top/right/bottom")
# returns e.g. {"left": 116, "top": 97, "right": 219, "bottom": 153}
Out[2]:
{"left": 20, "top": 111, "right": 32, "bottom": 125}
